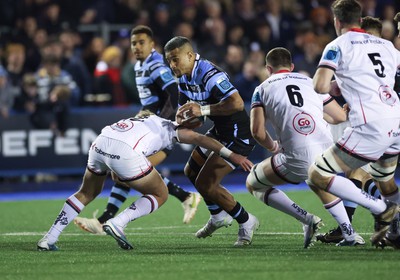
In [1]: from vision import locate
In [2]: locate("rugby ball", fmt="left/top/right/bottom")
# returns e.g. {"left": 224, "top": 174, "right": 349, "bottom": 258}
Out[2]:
{"left": 181, "top": 116, "right": 205, "bottom": 129}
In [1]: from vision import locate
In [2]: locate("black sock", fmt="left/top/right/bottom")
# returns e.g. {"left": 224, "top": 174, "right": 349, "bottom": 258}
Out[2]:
{"left": 162, "top": 175, "right": 190, "bottom": 202}
{"left": 97, "top": 184, "right": 130, "bottom": 224}
{"left": 344, "top": 206, "right": 356, "bottom": 223}
{"left": 98, "top": 204, "right": 119, "bottom": 224}
{"left": 227, "top": 202, "right": 249, "bottom": 224}
{"left": 204, "top": 199, "right": 223, "bottom": 215}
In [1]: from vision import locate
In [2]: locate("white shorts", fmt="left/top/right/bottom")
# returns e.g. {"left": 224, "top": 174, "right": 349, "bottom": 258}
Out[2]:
{"left": 87, "top": 135, "right": 152, "bottom": 181}
{"left": 272, "top": 142, "right": 332, "bottom": 183}
{"left": 337, "top": 118, "right": 400, "bottom": 161}
{"left": 330, "top": 120, "right": 350, "bottom": 142}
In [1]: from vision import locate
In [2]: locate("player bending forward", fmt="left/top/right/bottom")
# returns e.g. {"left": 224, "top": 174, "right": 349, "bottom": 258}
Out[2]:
{"left": 37, "top": 111, "right": 253, "bottom": 251}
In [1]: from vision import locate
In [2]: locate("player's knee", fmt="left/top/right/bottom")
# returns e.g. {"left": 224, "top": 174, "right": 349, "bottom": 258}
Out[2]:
{"left": 246, "top": 163, "right": 273, "bottom": 194}
{"left": 368, "top": 163, "right": 396, "bottom": 182}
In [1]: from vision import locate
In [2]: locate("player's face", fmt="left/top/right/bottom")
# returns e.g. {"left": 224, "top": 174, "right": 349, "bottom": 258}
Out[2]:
{"left": 131, "top": 33, "right": 154, "bottom": 62}
{"left": 165, "top": 48, "right": 193, "bottom": 78}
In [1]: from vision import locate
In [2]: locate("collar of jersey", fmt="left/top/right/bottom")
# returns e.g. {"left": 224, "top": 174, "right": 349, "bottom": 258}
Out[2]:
{"left": 273, "top": 69, "right": 291, "bottom": 75}
{"left": 189, "top": 53, "right": 201, "bottom": 80}
{"left": 349, "top": 27, "right": 366, "bottom": 33}
{"left": 142, "top": 49, "right": 156, "bottom": 65}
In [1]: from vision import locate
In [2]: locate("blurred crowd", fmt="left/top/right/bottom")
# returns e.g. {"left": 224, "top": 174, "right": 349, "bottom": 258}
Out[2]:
{"left": 0, "top": 0, "right": 399, "bottom": 135}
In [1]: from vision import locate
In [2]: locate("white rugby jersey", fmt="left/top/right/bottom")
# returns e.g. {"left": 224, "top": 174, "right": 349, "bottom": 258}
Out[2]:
{"left": 251, "top": 71, "right": 333, "bottom": 154}
{"left": 318, "top": 29, "right": 400, "bottom": 126}
{"left": 100, "top": 115, "right": 177, "bottom": 157}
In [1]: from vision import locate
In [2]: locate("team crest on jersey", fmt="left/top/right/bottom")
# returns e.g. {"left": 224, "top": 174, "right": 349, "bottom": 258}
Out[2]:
{"left": 160, "top": 69, "right": 173, "bottom": 82}
{"left": 293, "top": 113, "right": 315, "bottom": 135}
{"left": 378, "top": 85, "right": 397, "bottom": 106}
{"left": 110, "top": 120, "right": 134, "bottom": 132}
{"left": 217, "top": 78, "right": 231, "bottom": 91}
{"left": 324, "top": 46, "right": 339, "bottom": 61}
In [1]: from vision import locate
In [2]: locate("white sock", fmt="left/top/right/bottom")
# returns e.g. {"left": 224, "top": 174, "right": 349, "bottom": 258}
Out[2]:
{"left": 46, "top": 195, "right": 84, "bottom": 244}
{"left": 265, "top": 188, "right": 310, "bottom": 224}
{"left": 327, "top": 176, "right": 386, "bottom": 214}
{"left": 212, "top": 210, "right": 230, "bottom": 221}
{"left": 112, "top": 195, "right": 159, "bottom": 227}
{"left": 324, "top": 198, "right": 355, "bottom": 240}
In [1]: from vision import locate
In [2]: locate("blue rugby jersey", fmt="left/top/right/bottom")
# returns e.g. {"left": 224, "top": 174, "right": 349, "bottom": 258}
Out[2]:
{"left": 178, "top": 54, "right": 253, "bottom": 142}
{"left": 135, "top": 50, "right": 178, "bottom": 118}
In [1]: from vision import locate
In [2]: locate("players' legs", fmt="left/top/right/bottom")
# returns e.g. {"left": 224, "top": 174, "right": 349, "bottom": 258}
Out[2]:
{"left": 77, "top": 149, "right": 199, "bottom": 232}
{"left": 38, "top": 169, "right": 107, "bottom": 250}
{"left": 246, "top": 156, "right": 323, "bottom": 248}
{"left": 103, "top": 168, "right": 169, "bottom": 250}
{"left": 308, "top": 144, "right": 399, "bottom": 245}
{"left": 368, "top": 156, "right": 400, "bottom": 244}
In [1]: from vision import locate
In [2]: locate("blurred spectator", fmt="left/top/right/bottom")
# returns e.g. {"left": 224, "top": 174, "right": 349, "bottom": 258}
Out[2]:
{"left": 233, "top": 60, "right": 260, "bottom": 102}
{"left": 13, "top": 73, "right": 39, "bottom": 114}
{"left": 34, "top": 52, "right": 78, "bottom": 135}
{"left": 259, "top": 0, "right": 296, "bottom": 47}
{"left": 150, "top": 4, "right": 174, "bottom": 46}
{"left": 381, "top": 20, "right": 395, "bottom": 41}
{"left": 0, "top": 65, "right": 12, "bottom": 118}
{"left": 293, "top": 32, "right": 322, "bottom": 77}
{"left": 251, "top": 19, "right": 275, "bottom": 53}
{"left": 36, "top": 50, "right": 80, "bottom": 107}
{"left": 38, "top": 2, "right": 63, "bottom": 35}
{"left": 309, "top": 6, "right": 335, "bottom": 38}
{"left": 361, "top": 0, "right": 377, "bottom": 17}
{"left": 93, "top": 46, "right": 126, "bottom": 106}
{"left": 121, "top": 49, "right": 140, "bottom": 105}
{"left": 199, "top": 17, "right": 227, "bottom": 63}
{"left": 221, "top": 44, "right": 245, "bottom": 78}
{"left": 83, "top": 36, "right": 105, "bottom": 75}
{"left": 114, "top": 0, "right": 141, "bottom": 24}
{"left": 226, "top": 22, "right": 249, "bottom": 49}
{"left": 25, "top": 28, "right": 48, "bottom": 72}
{"left": 234, "top": 0, "right": 257, "bottom": 36}
{"left": 174, "top": 22, "right": 198, "bottom": 51}
{"left": 59, "top": 29, "right": 92, "bottom": 104}
{"left": 5, "top": 43, "right": 27, "bottom": 104}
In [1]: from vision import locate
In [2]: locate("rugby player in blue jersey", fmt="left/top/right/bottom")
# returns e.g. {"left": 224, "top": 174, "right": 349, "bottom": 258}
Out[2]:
{"left": 164, "top": 36, "right": 259, "bottom": 246}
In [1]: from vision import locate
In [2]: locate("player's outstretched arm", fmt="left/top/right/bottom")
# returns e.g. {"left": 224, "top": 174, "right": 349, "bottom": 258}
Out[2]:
{"left": 176, "top": 128, "right": 253, "bottom": 171}
{"left": 250, "top": 106, "right": 279, "bottom": 153}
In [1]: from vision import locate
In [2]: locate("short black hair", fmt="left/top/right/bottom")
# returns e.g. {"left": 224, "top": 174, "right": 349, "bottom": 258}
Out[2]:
{"left": 164, "top": 36, "right": 191, "bottom": 53}
{"left": 265, "top": 47, "right": 292, "bottom": 68}
{"left": 361, "top": 16, "right": 382, "bottom": 35}
{"left": 331, "top": 0, "right": 362, "bottom": 25}
{"left": 131, "top": 25, "right": 153, "bottom": 38}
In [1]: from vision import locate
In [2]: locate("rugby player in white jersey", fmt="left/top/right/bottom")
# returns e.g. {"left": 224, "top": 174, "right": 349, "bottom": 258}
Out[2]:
{"left": 317, "top": 15, "right": 384, "bottom": 244}
{"left": 37, "top": 111, "right": 253, "bottom": 251}
{"left": 308, "top": 0, "right": 400, "bottom": 247}
{"left": 247, "top": 47, "right": 365, "bottom": 247}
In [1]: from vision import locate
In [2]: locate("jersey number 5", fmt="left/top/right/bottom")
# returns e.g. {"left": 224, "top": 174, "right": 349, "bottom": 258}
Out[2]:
{"left": 368, "top": 53, "right": 386, "bottom": 78}
{"left": 286, "top": 85, "right": 304, "bottom": 107}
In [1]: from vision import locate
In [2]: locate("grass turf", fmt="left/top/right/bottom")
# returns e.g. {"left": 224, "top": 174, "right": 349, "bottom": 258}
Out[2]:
{"left": 0, "top": 191, "right": 398, "bottom": 280}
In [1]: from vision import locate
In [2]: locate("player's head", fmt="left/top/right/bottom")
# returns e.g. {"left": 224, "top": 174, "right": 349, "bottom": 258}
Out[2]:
{"left": 361, "top": 16, "right": 382, "bottom": 37}
{"left": 331, "top": 0, "right": 362, "bottom": 36}
{"left": 394, "top": 12, "right": 400, "bottom": 37}
{"left": 164, "top": 36, "right": 195, "bottom": 78}
{"left": 265, "top": 47, "right": 294, "bottom": 76}
{"left": 131, "top": 25, "right": 154, "bottom": 62}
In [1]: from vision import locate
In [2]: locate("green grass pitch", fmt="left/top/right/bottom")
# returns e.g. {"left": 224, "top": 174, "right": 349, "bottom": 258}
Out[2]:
{"left": 0, "top": 191, "right": 398, "bottom": 280}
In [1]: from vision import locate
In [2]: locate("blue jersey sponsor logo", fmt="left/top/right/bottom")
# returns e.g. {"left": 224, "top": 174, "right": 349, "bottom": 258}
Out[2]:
{"left": 217, "top": 79, "right": 231, "bottom": 91}
{"left": 251, "top": 91, "right": 261, "bottom": 103}
{"left": 160, "top": 70, "right": 174, "bottom": 82}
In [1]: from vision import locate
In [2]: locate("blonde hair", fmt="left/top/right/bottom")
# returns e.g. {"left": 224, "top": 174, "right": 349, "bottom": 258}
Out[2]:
{"left": 101, "top": 46, "right": 121, "bottom": 63}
